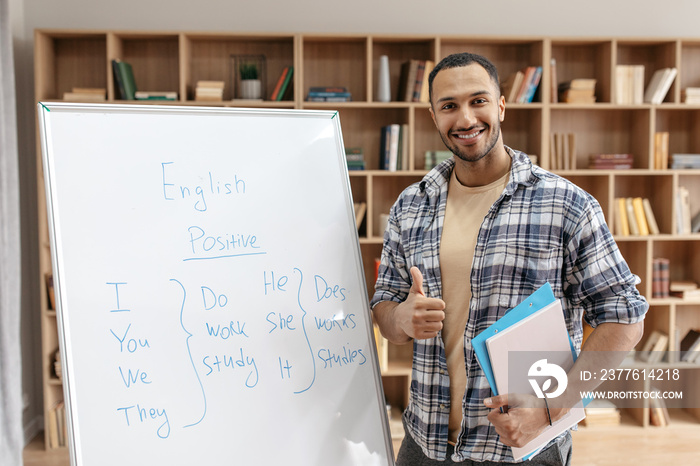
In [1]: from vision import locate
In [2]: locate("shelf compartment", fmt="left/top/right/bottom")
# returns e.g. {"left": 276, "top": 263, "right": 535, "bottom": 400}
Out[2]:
{"left": 613, "top": 173, "right": 674, "bottom": 235}
{"left": 440, "top": 38, "right": 545, "bottom": 102}
{"left": 551, "top": 40, "right": 613, "bottom": 103}
{"left": 371, "top": 37, "right": 436, "bottom": 103}
{"left": 656, "top": 108, "right": 700, "bottom": 158}
{"left": 653, "top": 239, "right": 700, "bottom": 288}
{"left": 550, "top": 107, "right": 652, "bottom": 169}
{"left": 370, "top": 174, "right": 423, "bottom": 238}
{"left": 301, "top": 36, "right": 368, "bottom": 102}
{"left": 318, "top": 107, "right": 410, "bottom": 171}
{"left": 34, "top": 31, "right": 108, "bottom": 100}
{"left": 616, "top": 40, "right": 679, "bottom": 104}
{"left": 184, "top": 33, "right": 295, "bottom": 102}
{"left": 360, "top": 242, "right": 383, "bottom": 297}
{"left": 680, "top": 41, "right": 700, "bottom": 96}
{"left": 110, "top": 33, "right": 180, "bottom": 100}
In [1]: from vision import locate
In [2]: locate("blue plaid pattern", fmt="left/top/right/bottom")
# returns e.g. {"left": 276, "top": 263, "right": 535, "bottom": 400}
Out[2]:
{"left": 371, "top": 147, "right": 648, "bottom": 462}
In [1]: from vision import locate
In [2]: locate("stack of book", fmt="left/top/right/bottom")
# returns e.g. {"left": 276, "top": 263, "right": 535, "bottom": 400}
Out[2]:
{"left": 195, "top": 80, "right": 224, "bottom": 102}
{"left": 654, "top": 131, "right": 670, "bottom": 170}
{"left": 306, "top": 86, "right": 350, "bottom": 102}
{"left": 549, "top": 133, "right": 577, "bottom": 170}
{"left": 644, "top": 67, "right": 677, "bottom": 104}
{"left": 501, "top": 66, "right": 543, "bottom": 103}
{"left": 581, "top": 400, "right": 621, "bottom": 427}
{"left": 652, "top": 258, "right": 670, "bottom": 298}
{"left": 424, "top": 150, "right": 452, "bottom": 170}
{"left": 615, "top": 64, "right": 645, "bottom": 104}
{"left": 62, "top": 87, "right": 106, "bottom": 102}
{"left": 397, "top": 59, "right": 435, "bottom": 103}
{"left": 680, "top": 329, "right": 700, "bottom": 362}
{"left": 589, "top": 153, "right": 634, "bottom": 169}
{"left": 558, "top": 79, "right": 596, "bottom": 104}
{"left": 671, "top": 281, "right": 700, "bottom": 301}
{"left": 379, "top": 124, "right": 408, "bottom": 171}
{"left": 53, "top": 348, "right": 62, "bottom": 380}
{"left": 670, "top": 153, "right": 700, "bottom": 169}
{"left": 683, "top": 87, "right": 700, "bottom": 104}
{"left": 614, "top": 197, "right": 660, "bottom": 236}
{"left": 345, "top": 147, "right": 365, "bottom": 171}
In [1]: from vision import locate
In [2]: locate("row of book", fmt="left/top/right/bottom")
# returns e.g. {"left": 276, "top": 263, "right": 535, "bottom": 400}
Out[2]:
{"left": 47, "top": 400, "right": 67, "bottom": 448}
{"left": 379, "top": 124, "right": 409, "bottom": 171}
{"left": 549, "top": 133, "right": 577, "bottom": 170}
{"left": 397, "top": 60, "right": 434, "bottom": 103}
{"left": 581, "top": 400, "right": 620, "bottom": 427}
{"left": 501, "top": 66, "right": 542, "bottom": 103}
{"left": 683, "top": 87, "right": 700, "bottom": 104}
{"left": 614, "top": 197, "right": 659, "bottom": 236}
{"left": 616, "top": 65, "right": 679, "bottom": 105}
{"left": 638, "top": 326, "right": 700, "bottom": 365}
{"left": 589, "top": 153, "right": 634, "bottom": 169}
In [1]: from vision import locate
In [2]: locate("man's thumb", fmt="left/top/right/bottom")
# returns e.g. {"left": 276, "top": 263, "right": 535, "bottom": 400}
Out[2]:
{"left": 410, "top": 266, "right": 425, "bottom": 296}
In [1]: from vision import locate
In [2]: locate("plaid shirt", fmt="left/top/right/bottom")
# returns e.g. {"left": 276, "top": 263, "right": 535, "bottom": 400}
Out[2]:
{"left": 371, "top": 147, "right": 648, "bottom": 462}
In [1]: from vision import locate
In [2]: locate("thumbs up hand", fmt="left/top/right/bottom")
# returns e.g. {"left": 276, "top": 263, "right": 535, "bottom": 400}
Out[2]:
{"left": 396, "top": 267, "right": 446, "bottom": 340}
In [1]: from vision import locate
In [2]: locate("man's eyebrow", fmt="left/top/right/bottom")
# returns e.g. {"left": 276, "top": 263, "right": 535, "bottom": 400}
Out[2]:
{"left": 436, "top": 90, "right": 491, "bottom": 104}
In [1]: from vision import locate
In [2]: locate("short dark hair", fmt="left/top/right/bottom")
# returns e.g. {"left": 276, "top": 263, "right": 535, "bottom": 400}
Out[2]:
{"left": 428, "top": 52, "right": 500, "bottom": 103}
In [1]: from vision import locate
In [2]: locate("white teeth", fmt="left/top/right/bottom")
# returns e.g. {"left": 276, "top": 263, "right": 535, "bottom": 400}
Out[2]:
{"left": 456, "top": 130, "right": 480, "bottom": 139}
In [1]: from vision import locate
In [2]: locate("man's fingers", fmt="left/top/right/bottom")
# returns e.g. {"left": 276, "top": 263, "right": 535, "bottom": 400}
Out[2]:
{"left": 409, "top": 266, "right": 425, "bottom": 296}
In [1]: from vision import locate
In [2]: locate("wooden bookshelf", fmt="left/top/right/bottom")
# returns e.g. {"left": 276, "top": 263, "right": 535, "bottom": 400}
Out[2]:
{"left": 34, "top": 30, "right": 700, "bottom": 449}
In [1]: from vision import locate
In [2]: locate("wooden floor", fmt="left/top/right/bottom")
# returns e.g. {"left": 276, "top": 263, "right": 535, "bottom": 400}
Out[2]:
{"left": 23, "top": 411, "right": 700, "bottom": 465}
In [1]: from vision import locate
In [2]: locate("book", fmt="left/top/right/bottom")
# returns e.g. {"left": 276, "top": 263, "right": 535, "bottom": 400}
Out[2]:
{"left": 419, "top": 61, "right": 435, "bottom": 103}
{"left": 582, "top": 400, "right": 621, "bottom": 426}
{"left": 677, "top": 186, "right": 692, "bottom": 234}
{"left": 550, "top": 58, "right": 558, "bottom": 104}
{"left": 398, "top": 60, "right": 420, "bottom": 102}
{"left": 549, "top": 133, "right": 577, "bottom": 170}
{"left": 412, "top": 61, "right": 426, "bottom": 102}
{"left": 670, "top": 153, "right": 700, "bottom": 169}
{"left": 644, "top": 68, "right": 677, "bottom": 105}
{"left": 588, "top": 153, "right": 634, "bottom": 169}
{"left": 652, "top": 258, "right": 670, "bottom": 299}
{"left": 680, "top": 329, "right": 700, "bottom": 362}
{"left": 195, "top": 80, "right": 224, "bottom": 102}
{"left": 615, "top": 198, "right": 630, "bottom": 236}
{"left": 638, "top": 330, "right": 669, "bottom": 363}
{"left": 354, "top": 202, "right": 367, "bottom": 229}
{"left": 559, "top": 79, "right": 596, "bottom": 103}
{"left": 345, "top": 147, "right": 365, "bottom": 170}
{"left": 642, "top": 198, "right": 660, "bottom": 235}
{"left": 275, "top": 67, "right": 294, "bottom": 101}
{"left": 112, "top": 59, "right": 137, "bottom": 100}
{"left": 63, "top": 87, "right": 106, "bottom": 102}
{"left": 615, "top": 65, "right": 644, "bottom": 105}
{"left": 654, "top": 132, "right": 669, "bottom": 170}
{"left": 134, "top": 91, "right": 177, "bottom": 100}
{"left": 632, "top": 197, "right": 650, "bottom": 236}
{"left": 424, "top": 150, "right": 452, "bottom": 170}
{"left": 625, "top": 198, "right": 639, "bottom": 235}
{"left": 45, "top": 273, "right": 56, "bottom": 310}
{"left": 270, "top": 67, "right": 290, "bottom": 101}
{"left": 501, "top": 70, "right": 525, "bottom": 103}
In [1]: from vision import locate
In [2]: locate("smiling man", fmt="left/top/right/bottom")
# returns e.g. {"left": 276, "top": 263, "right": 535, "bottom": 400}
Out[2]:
{"left": 371, "top": 53, "right": 647, "bottom": 465}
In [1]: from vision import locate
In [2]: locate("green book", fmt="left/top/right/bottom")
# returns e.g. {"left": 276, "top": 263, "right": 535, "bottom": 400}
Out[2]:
{"left": 113, "top": 59, "right": 137, "bottom": 100}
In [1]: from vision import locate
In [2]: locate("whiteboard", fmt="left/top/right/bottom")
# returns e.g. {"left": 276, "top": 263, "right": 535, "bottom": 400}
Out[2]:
{"left": 37, "top": 102, "right": 393, "bottom": 466}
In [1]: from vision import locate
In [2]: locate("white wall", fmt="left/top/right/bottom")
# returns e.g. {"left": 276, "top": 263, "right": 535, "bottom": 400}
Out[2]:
{"left": 13, "top": 0, "right": 700, "bottom": 442}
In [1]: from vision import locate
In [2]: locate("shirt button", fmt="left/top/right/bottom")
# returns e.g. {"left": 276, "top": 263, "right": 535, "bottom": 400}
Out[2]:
{"left": 440, "top": 404, "right": 446, "bottom": 410}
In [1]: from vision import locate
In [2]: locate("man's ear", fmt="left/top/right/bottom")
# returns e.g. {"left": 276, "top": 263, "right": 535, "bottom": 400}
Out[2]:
{"left": 498, "top": 95, "right": 506, "bottom": 122}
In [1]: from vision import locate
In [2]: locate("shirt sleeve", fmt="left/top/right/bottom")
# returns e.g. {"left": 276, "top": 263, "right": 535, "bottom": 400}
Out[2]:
{"left": 370, "top": 198, "right": 412, "bottom": 309}
{"left": 563, "top": 193, "right": 649, "bottom": 328}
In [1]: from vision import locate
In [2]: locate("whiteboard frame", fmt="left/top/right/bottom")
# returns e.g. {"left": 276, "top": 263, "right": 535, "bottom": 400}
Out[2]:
{"left": 37, "top": 102, "right": 394, "bottom": 465}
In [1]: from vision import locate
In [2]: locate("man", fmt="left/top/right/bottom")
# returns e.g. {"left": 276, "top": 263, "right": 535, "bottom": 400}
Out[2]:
{"left": 371, "top": 52, "right": 647, "bottom": 465}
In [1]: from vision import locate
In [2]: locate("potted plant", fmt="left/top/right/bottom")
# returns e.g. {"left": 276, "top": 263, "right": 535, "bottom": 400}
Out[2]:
{"left": 239, "top": 63, "right": 261, "bottom": 100}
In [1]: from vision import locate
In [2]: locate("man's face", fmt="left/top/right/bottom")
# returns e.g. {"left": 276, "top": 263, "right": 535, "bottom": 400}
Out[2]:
{"left": 429, "top": 64, "right": 506, "bottom": 163}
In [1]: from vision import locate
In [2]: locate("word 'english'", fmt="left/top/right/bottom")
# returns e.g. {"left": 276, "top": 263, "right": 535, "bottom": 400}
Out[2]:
{"left": 161, "top": 162, "right": 246, "bottom": 212}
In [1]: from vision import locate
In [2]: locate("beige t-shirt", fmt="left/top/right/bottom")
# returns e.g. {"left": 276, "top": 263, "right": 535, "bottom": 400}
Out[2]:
{"left": 440, "top": 168, "right": 509, "bottom": 443}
